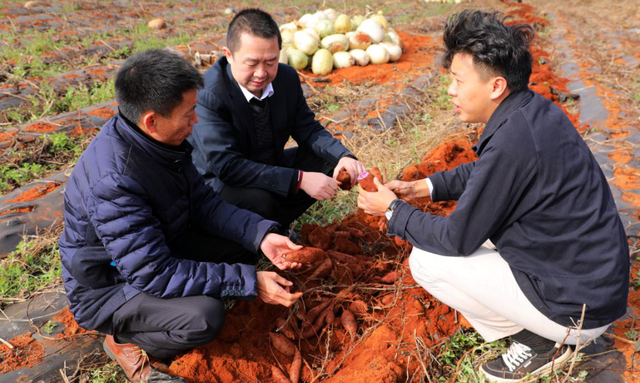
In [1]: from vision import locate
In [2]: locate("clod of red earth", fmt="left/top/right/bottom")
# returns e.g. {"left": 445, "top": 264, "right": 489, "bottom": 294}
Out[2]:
{"left": 86, "top": 107, "right": 116, "bottom": 119}
{"left": 0, "top": 206, "right": 35, "bottom": 216}
{"left": 4, "top": 182, "right": 61, "bottom": 204}
{"left": 148, "top": 18, "right": 167, "bottom": 29}
{"left": 336, "top": 167, "right": 352, "bottom": 190}
{"left": 0, "top": 301, "right": 102, "bottom": 380}
{"left": 0, "top": 130, "right": 18, "bottom": 151}
{"left": 23, "top": 122, "right": 58, "bottom": 133}
{"left": 0, "top": 333, "right": 44, "bottom": 374}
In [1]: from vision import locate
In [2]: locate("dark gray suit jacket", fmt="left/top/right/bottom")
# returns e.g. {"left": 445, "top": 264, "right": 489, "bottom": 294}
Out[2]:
{"left": 188, "top": 57, "right": 352, "bottom": 197}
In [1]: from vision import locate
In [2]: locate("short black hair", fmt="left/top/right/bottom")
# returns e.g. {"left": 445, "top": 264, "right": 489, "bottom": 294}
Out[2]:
{"left": 115, "top": 49, "right": 203, "bottom": 123}
{"left": 227, "top": 8, "right": 282, "bottom": 54}
{"left": 442, "top": 10, "right": 534, "bottom": 92}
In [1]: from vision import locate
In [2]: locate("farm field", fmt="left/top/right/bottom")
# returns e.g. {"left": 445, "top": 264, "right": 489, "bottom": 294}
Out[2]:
{"left": 1, "top": 0, "right": 639, "bottom": 382}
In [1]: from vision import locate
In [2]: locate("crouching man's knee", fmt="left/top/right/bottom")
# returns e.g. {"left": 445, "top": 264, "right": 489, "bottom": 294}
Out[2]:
{"left": 177, "top": 297, "right": 226, "bottom": 347}
{"left": 408, "top": 247, "right": 445, "bottom": 289}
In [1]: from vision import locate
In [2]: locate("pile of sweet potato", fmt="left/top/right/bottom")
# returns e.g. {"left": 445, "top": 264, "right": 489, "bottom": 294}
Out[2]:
{"left": 268, "top": 238, "right": 403, "bottom": 382}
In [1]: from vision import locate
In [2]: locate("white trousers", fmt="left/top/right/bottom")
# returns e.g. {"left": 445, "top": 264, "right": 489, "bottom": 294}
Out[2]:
{"left": 408, "top": 243, "right": 610, "bottom": 344}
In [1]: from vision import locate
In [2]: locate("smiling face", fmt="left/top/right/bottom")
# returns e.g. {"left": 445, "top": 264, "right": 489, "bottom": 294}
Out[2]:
{"left": 140, "top": 88, "right": 199, "bottom": 146}
{"left": 225, "top": 33, "right": 280, "bottom": 98}
{"left": 448, "top": 53, "right": 506, "bottom": 124}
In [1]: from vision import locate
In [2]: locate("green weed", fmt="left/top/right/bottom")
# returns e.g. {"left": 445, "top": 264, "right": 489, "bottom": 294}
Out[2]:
{"left": 625, "top": 328, "right": 639, "bottom": 340}
{"left": 0, "top": 230, "right": 62, "bottom": 306}
{"left": 436, "top": 330, "right": 505, "bottom": 383}
{"left": 293, "top": 191, "right": 358, "bottom": 231}
{"left": 435, "top": 74, "right": 452, "bottom": 110}
{"left": 108, "top": 29, "right": 194, "bottom": 59}
{"left": 41, "top": 320, "right": 58, "bottom": 334}
{"left": 0, "top": 163, "right": 46, "bottom": 193}
{"left": 55, "top": 80, "right": 115, "bottom": 114}
{"left": 88, "top": 362, "right": 127, "bottom": 383}
{"left": 47, "top": 131, "right": 85, "bottom": 158}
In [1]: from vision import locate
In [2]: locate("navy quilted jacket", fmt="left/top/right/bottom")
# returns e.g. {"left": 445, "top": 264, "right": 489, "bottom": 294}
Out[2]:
{"left": 59, "top": 114, "right": 276, "bottom": 331}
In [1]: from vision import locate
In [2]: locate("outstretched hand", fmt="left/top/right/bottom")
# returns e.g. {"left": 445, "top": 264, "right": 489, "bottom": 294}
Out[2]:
{"left": 357, "top": 177, "right": 397, "bottom": 216}
{"left": 300, "top": 172, "right": 340, "bottom": 201}
{"left": 386, "top": 179, "right": 431, "bottom": 200}
{"left": 256, "top": 271, "right": 303, "bottom": 307}
{"left": 260, "top": 233, "right": 302, "bottom": 270}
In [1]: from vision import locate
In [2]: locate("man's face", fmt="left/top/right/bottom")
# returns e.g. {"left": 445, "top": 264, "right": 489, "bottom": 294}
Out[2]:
{"left": 448, "top": 53, "right": 496, "bottom": 124}
{"left": 226, "top": 33, "right": 279, "bottom": 97}
{"left": 151, "top": 88, "right": 199, "bottom": 146}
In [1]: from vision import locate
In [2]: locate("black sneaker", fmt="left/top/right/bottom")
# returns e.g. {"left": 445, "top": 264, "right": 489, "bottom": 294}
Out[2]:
{"left": 480, "top": 341, "right": 572, "bottom": 382}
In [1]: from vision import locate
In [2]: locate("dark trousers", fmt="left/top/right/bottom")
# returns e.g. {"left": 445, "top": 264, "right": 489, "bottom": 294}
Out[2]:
{"left": 219, "top": 147, "right": 336, "bottom": 228}
{"left": 109, "top": 233, "right": 257, "bottom": 359}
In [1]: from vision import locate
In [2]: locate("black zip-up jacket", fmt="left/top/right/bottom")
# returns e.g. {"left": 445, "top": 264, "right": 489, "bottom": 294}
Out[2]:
{"left": 188, "top": 58, "right": 353, "bottom": 197}
{"left": 389, "top": 90, "right": 629, "bottom": 329}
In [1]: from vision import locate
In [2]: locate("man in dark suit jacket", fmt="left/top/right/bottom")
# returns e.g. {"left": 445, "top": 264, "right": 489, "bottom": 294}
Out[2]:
{"left": 188, "top": 8, "right": 364, "bottom": 228}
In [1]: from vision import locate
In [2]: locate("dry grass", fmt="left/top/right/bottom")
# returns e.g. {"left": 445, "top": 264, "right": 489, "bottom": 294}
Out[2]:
{"left": 334, "top": 75, "right": 472, "bottom": 182}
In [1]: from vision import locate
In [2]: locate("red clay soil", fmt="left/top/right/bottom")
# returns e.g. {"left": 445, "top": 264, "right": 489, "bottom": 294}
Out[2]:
{"left": 0, "top": 206, "right": 35, "bottom": 216}
{"left": 0, "top": 333, "right": 45, "bottom": 374}
{"left": 4, "top": 182, "right": 61, "bottom": 203}
{"left": 0, "top": 131, "right": 17, "bottom": 142}
{"left": 611, "top": 260, "right": 640, "bottom": 379}
{"left": 506, "top": 3, "right": 549, "bottom": 28}
{"left": 504, "top": 5, "right": 582, "bottom": 132}
{"left": 86, "top": 107, "right": 116, "bottom": 119}
{"left": 23, "top": 122, "right": 59, "bottom": 133}
{"left": 0, "top": 310, "right": 97, "bottom": 374}
{"left": 52, "top": 308, "right": 96, "bottom": 338}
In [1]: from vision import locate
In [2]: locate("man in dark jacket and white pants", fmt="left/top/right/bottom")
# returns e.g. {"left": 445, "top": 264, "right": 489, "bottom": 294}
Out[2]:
{"left": 59, "top": 49, "right": 303, "bottom": 383}
{"left": 358, "top": 10, "right": 629, "bottom": 383}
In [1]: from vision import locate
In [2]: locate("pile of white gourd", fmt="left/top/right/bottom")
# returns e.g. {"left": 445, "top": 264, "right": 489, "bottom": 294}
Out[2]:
{"left": 279, "top": 9, "right": 404, "bottom": 76}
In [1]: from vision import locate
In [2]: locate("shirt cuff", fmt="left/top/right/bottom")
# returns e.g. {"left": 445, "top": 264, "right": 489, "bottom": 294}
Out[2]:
{"left": 425, "top": 178, "right": 434, "bottom": 196}
{"left": 288, "top": 169, "right": 301, "bottom": 196}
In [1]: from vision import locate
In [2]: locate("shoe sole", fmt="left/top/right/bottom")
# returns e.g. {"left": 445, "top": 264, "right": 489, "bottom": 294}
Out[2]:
{"left": 480, "top": 346, "right": 573, "bottom": 383}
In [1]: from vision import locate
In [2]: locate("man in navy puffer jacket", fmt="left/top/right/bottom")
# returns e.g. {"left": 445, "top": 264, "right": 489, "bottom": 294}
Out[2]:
{"left": 59, "top": 49, "right": 303, "bottom": 383}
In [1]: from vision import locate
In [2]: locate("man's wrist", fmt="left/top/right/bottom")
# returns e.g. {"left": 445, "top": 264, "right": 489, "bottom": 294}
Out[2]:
{"left": 385, "top": 199, "right": 402, "bottom": 221}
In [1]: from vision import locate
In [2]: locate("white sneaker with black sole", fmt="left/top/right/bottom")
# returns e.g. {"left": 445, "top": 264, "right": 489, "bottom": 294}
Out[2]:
{"left": 480, "top": 341, "right": 573, "bottom": 382}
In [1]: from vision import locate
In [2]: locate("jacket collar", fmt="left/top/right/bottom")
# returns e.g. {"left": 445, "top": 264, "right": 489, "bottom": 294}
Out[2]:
{"left": 114, "top": 112, "right": 193, "bottom": 169}
{"left": 473, "top": 89, "right": 534, "bottom": 155}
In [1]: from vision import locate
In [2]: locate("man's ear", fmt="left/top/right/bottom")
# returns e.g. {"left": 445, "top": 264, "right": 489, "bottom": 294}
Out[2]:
{"left": 223, "top": 46, "right": 233, "bottom": 62}
{"left": 490, "top": 76, "right": 509, "bottom": 100}
{"left": 140, "top": 112, "right": 157, "bottom": 134}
